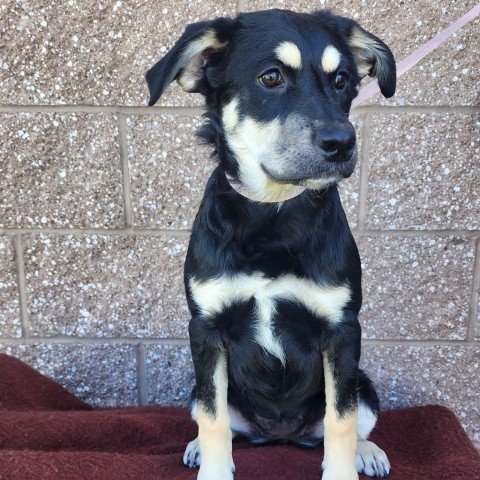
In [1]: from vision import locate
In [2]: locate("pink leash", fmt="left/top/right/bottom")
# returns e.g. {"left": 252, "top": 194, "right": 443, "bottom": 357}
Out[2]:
{"left": 352, "top": 3, "right": 480, "bottom": 108}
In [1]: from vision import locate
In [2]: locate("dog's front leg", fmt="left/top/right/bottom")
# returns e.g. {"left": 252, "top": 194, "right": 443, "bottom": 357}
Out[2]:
{"left": 190, "top": 317, "right": 234, "bottom": 480}
{"left": 322, "top": 348, "right": 359, "bottom": 480}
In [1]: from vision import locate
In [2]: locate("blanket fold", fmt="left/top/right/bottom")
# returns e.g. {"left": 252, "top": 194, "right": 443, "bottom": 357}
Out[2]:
{"left": 0, "top": 354, "right": 478, "bottom": 479}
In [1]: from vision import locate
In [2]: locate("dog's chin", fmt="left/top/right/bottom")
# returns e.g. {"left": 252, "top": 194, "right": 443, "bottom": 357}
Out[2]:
{"left": 304, "top": 162, "right": 357, "bottom": 188}
{"left": 298, "top": 176, "right": 340, "bottom": 190}
{"left": 262, "top": 156, "right": 356, "bottom": 191}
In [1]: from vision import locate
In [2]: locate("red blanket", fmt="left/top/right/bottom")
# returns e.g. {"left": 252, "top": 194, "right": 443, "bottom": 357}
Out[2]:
{"left": 0, "top": 354, "right": 478, "bottom": 480}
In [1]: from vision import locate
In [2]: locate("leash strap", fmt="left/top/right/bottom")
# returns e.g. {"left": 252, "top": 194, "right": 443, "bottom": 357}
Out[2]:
{"left": 352, "top": 3, "right": 480, "bottom": 108}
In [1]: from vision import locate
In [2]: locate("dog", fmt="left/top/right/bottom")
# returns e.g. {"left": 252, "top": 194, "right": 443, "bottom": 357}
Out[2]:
{"left": 146, "top": 9, "right": 395, "bottom": 480}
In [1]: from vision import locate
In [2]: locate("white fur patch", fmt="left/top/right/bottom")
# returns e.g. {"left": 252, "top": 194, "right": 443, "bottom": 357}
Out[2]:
{"left": 357, "top": 401, "right": 377, "bottom": 440}
{"left": 222, "top": 97, "right": 240, "bottom": 134}
{"left": 177, "top": 30, "right": 226, "bottom": 91}
{"left": 228, "top": 406, "right": 252, "bottom": 436}
{"left": 322, "top": 353, "right": 358, "bottom": 480}
{"left": 190, "top": 273, "right": 351, "bottom": 321}
{"left": 225, "top": 115, "right": 315, "bottom": 202}
{"left": 195, "top": 353, "right": 235, "bottom": 480}
{"left": 190, "top": 273, "right": 351, "bottom": 362}
{"left": 321, "top": 45, "right": 341, "bottom": 73}
{"left": 275, "top": 41, "right": 302, "bottom": 69}
{"left": 347, "top": 28, "right": 387, "bottom": 78}
{"left": 225, "top": 116, "right": 289, "bottom": 202}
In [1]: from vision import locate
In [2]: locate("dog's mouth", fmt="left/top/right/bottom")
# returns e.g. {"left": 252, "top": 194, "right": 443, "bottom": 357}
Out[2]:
{"left": 261, "top": 150, "right": 357, "bottom": 187}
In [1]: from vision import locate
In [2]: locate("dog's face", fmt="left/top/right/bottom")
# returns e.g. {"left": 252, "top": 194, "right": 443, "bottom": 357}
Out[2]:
{"left": 147, "top": 10, "right": 395, "bottom": 202}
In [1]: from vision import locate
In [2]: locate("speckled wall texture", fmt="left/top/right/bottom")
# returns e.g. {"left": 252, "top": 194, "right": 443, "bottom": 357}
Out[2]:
{"left": 0, "top": 0, "right": 479, "bottom": 448}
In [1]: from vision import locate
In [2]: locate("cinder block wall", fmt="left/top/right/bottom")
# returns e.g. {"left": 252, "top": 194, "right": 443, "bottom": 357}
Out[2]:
{"left": 1, "top": 0, "right": 479, "bottom": 446}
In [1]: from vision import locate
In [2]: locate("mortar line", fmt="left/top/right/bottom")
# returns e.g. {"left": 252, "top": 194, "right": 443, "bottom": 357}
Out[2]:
{"left": 1, "top": 229, "right": 478, "bottom": 239}
{"left": 117, "top": 114, "right": 134, "bottom": 227}
{"left": 13, "top": 235, "right": 29, "bottom": 338}
{"left": 1, "top": 227, "right": 478, "bottom": 237}
{"left": 0, "top": 336, "right": 476, "bottom": 347}
{"left": 357, "top": 113, "right": 371, "bottom": 229}
{"left": 0, "top": 227, "right": 192, "bottom": 237}
{"left": 136, "top": 343, "right": 149, "bottom": 406}
{"left": 0, "top": 105, "right": 205, "bottom": 115}
{"left": 352, "top": 105, "right": 480, "bottom": 114}
{"left": 1, "top": 104, "right": 478, "bottom": 115}
{"left": 467, "top": 239, "right": 480, "bottom": 341}
{"left": 0, "top": 337, "right": 191, "bottom": 345}
{"left": 353, "top": 229, "right": 479, "bottom": 239}
{"left": 362, "top": 339, "right": 478, "bottom": 346}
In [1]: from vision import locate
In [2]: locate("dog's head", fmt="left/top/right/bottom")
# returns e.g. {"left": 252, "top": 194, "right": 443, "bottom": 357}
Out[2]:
{"left": 147, "top": 10, "right": 395, "bottom": 202}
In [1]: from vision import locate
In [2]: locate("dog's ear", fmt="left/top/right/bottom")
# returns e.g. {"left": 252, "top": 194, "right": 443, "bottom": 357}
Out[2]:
{"left": 146, "top": 18, "right": 235, "bottom": 106}
{"left": 346, "top": 24, "right": 396, "bottom": 98}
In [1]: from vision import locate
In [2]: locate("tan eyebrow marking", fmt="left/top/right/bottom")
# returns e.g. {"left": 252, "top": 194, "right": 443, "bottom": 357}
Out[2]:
{"left": 275, "top": 41, "right": 302, "bottom": 69}
{"left": 321, "top": 45, "right": 341, "bottom": 73}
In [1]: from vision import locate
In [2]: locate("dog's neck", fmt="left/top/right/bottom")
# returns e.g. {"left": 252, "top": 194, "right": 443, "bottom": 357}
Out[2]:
{"left": 224, "top": 173, "right": 307, "bottom": 203}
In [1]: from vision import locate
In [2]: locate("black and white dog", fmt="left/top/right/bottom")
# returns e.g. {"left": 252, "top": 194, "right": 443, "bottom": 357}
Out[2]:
{"left": 146, "top": 9, "right": 395, "bottom": 480}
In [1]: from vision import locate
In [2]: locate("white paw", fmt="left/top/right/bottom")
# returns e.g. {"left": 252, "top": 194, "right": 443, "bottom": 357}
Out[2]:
{"left": 184, "top": 437, "right": 235, "bottom": 479}
{"left": 355, "top": 440, "right": 390, "bottom": 477}
{"left": 322, "top": 464, "right": 358, "bottom": 480}
{"left": 197, "top": 460, "right": 235, "bottom": 480}
{"left": 183, "top": 437, "right": 201, "bottom": 468}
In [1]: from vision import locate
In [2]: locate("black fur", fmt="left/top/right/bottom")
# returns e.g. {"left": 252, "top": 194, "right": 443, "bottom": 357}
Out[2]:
{"left": 147, "top": 6, "right": 394, "bottom": 468}
{"left": 186, "top": 176, "right": 364, "bottom": 423}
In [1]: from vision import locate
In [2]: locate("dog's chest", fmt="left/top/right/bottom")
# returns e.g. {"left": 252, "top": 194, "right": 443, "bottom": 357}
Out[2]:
{"left": 189, "top": 273, "right": 351, "bottom": 362}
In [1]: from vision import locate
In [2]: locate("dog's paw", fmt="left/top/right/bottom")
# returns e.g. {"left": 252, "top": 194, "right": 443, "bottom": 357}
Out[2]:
{"left": 322, "top": 464, "right": 358, "bottom": 480}
{"left": 355, "top": 440, "right": 390, "bottom": 478}
{"left": 197, "top": 460, "right": 235, "bottom": 480}
{"left": 183, "top": 437, "right": 201, "bottom": 468}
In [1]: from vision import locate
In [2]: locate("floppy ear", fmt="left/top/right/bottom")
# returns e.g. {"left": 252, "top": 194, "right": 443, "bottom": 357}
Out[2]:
{"left": 346, "top": 25, "right": 396, "bottom": 98}
{"left": 146, "top": 18, "right": 234, "bottom": 106}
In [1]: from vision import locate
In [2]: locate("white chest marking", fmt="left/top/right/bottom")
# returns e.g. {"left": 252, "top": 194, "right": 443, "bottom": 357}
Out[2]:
{"left": 189, "top": 273, "right": 351, "bottom": 363}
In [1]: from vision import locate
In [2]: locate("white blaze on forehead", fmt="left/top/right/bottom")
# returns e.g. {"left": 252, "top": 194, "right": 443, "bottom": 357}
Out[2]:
{"left": 275, "top": 41, "right": 302, "bottom": 69}
{"left": 321, "top": 45, "right": 341, "bottom": 73}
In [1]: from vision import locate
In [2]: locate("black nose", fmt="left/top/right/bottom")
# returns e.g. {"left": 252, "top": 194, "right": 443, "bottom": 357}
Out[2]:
{"left": 317, "top": 127, "right": 356, "bottom": 163}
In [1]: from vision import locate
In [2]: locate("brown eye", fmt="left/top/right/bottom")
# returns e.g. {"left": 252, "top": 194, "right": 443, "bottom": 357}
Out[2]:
{"left": 259, "top": 69, "right": 284, "bottom": 88}
{"left": 334, "top": 72, "right": 348, "bottom": 90}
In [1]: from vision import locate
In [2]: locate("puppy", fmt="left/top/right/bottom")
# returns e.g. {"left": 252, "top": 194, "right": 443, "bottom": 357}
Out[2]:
{"left": 146, "top": 9, "right": 395, "bottom": 480}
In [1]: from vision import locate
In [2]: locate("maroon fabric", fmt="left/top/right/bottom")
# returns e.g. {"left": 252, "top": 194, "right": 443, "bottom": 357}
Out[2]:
{"left": 0, "top": 354, "right": 479, "bottom": 479}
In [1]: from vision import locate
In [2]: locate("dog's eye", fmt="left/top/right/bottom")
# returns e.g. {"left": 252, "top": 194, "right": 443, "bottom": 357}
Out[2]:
{"left": 259, "top": 69, "right": 284, "bottom": 88}
{"left": 334, "top": 72, "right": 348, "bottom": 90}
